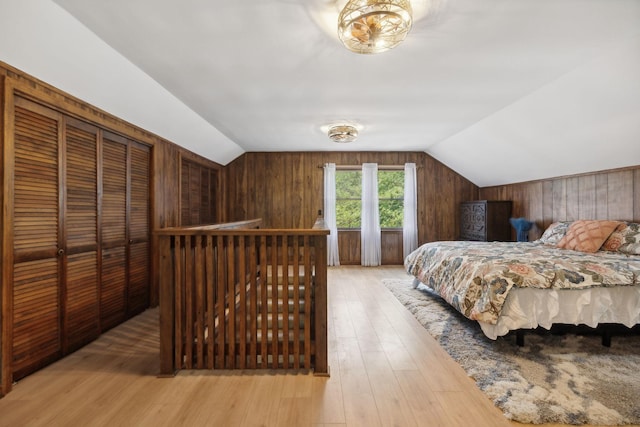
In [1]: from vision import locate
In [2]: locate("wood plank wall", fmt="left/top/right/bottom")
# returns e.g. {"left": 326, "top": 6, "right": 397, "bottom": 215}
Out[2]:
{"left": 479, "top": 167, "right": 640, "bottom": 240}
{"left": 224, "top": 152, "right": 479, "bottom": 264}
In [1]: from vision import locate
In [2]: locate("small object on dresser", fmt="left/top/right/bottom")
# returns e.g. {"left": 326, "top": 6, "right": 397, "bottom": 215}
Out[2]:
{"left": 510, "top": 217, "right": 534, "bottom": 242}
{"left": 460, "top": 200, "right": 512, "bottom": 241}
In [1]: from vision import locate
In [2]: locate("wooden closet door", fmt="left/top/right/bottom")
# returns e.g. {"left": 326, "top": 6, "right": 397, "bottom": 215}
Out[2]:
{"left": 127, "top": 142, "right": 150, "bottom": 315}
{"left": 63, "top": 117, "right": 99, "bottom": 352}
{"left": 100, "top": 132, "right": 128, "bottom": 330}
{"left": 11, "top": 98, "right": 63, "bottom": 380}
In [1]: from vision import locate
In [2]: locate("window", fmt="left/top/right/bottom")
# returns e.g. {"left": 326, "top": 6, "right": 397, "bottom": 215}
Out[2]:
{"left": 335, "top": 169, "right": 404, "bottom": 229}
{"left": 335, "top": 170, "right": 361, "bottom": 228}
{"left": 378, "top": 170, "right": 404, "bottom": 228}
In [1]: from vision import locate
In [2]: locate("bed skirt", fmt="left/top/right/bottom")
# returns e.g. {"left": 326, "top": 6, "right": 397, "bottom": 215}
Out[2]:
{"left": 479, "top": 286, "right": 640, "bottom": 339}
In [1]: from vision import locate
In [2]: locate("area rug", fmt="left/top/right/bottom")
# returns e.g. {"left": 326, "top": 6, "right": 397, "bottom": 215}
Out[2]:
{"left": 383, "top": 278, "right": 640, "bottom": 425}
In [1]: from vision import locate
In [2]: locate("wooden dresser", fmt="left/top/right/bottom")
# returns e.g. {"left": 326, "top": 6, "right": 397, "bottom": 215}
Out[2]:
{"left": 460, "top": 200, "right": 512, "bottom": 241}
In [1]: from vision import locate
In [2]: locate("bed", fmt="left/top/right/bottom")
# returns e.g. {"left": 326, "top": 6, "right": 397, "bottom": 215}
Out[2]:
{"left": 404, "top": 220, "right": 640, "bottom": 341}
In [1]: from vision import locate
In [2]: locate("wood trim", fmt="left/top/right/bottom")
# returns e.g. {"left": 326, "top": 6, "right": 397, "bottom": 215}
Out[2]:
{"left": 58, "top": 106, "right": 68, "bottom": 357}
{"left": 1, "top": 74, "right": 13, "bottom": 396}
{"left": 178, "top": 153, "right": 184, "bottom": 226}
{"left": 321, "top": 164, "right": 412, "bottom": 170}
{"left": 96, "top": 129, "right": 104, "bottom": 323}
{"left": 163, "top": 218, "right": 262, "bottom": 232}
{"left": 179, "top": 157, "right": 218, "bottom": 226}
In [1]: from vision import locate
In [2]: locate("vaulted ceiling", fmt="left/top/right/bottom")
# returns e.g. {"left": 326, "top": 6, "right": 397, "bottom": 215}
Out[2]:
{"left": 4, "top": 0, "right": 640, "bottom": 186}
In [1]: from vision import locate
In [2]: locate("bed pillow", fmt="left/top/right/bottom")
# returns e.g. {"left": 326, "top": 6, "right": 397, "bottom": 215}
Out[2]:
{"left": 538, "top": 221, "right": 572, "bottom": 245}
{"left": 557, "top": 220, "right": 623, "bottom": 253}
{"left": 602, "top": 222, "right": 640, "bottom": 255}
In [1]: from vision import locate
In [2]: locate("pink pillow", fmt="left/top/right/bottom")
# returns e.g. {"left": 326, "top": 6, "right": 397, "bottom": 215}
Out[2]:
{"left": 557, "top": 220, "right": 623, "bottom": 253}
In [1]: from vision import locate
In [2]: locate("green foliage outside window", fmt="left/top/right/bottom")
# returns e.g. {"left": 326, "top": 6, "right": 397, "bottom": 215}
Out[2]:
{"left": 378, "top": 170, "right": 404, "bottom": 228}
{"left": 335, "top": 170, "right": 404, "bottom": 229}
{"left": 335, "top": 171, "right": 362, "bottom": 228}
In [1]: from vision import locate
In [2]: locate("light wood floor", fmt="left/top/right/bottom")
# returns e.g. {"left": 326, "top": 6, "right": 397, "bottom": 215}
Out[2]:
{"left": 0, "top": 266, "right": 612, "bottom": 426}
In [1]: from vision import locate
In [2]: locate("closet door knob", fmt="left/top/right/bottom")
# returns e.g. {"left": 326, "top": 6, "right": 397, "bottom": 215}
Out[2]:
{"left": 57, "top": 248, "right": 64, "bottom": 256}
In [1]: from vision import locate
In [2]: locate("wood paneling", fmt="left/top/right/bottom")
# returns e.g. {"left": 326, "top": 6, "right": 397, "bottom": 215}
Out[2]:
{"left": 180, "top": 158, "right": 218, "bottom": 226}
{"left": 224, "top": 152, "right": 479, "bottom": 265}
{"left": 479, "top": 166, "right": 640, "bottom": 240}
{"left": 381, "top": 230, "right": 404, "bottom": 265}
{"left": 337, "top": 231, "right": 361, "bottom": 265}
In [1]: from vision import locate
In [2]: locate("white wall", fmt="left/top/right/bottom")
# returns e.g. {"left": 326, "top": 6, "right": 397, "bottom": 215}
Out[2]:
{"left": 0, "top": 0, "right": 244, "bottom": 165}
{"left": 428, "top": 33, "right": 640, "bottom": 187}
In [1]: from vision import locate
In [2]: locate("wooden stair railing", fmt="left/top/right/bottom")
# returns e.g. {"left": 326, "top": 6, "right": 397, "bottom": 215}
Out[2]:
{"left": 156, "top": 218, "right": 329, "bottom": 376}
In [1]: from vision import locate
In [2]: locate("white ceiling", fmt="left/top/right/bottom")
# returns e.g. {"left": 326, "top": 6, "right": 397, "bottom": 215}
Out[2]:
{"left": 17, "top": 1, "right": 640, "bottom": 185}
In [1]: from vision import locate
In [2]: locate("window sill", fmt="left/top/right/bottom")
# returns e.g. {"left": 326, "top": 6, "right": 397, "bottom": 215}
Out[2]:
{"left": 336, "top": 228, "right": 403, "bottom": 232}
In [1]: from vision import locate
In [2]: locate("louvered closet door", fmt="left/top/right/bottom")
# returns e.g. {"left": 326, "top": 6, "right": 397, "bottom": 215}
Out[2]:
{"left": 63, "top": 118, "right": 99, "bottom": 352}
{"left": 100, "top": 132, "right": 128, "bottom": 330}
{"left": 127, "top": 142, "right": 150, "bottom": 315}
{"left": 12, "top": 98, "right": 63, "bottom": 380}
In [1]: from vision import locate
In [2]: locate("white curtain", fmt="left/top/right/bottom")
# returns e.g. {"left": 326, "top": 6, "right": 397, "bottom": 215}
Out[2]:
{"left": 403, "top": 162, "right": 418, "bottom": 259}
{"left": 323, "top": 163, "right": 340, "bottom": 266}
{"left": 361, "top": 163, "right": 381, "bottom": 266}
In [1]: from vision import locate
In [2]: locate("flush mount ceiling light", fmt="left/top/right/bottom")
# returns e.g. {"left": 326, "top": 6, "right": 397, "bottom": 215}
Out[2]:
{"left": 328, "top": 125, "right": 359, "bottom": 143}
{"left": 338, "top": 0, "right": 413, "bottom": 54}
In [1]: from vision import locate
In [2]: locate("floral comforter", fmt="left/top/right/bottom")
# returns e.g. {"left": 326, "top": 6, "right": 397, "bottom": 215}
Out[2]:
{"left": 404, "top": 241, "right": 640, "bottom": 325}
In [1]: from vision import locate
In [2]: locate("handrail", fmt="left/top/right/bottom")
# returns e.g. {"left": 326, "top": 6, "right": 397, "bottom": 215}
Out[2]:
{"left": 156, "top": 218, "right": 263, "bottom": 233}
{"left": 156, "top": 218, "right": 329, "bottom": 377}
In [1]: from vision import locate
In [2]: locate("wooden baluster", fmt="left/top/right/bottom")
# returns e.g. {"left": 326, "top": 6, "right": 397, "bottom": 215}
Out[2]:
{"left": 313, "top": 234, "right": 328, "bottom": 376}
{"left": 174, "top": 236, "right": 183, "bottom": 371}
{"left": 282, "top": 235, "right": 289, "bottom": 369}
{"left": 259, "top": 235, "right": 268, "bottom": 368}
{"left": 216, "top": 235, "right": 225, "bottom": 369}
{"left": 195, "top": 235, "right": 205, "bottom": 369}
{"left": 226, "top": 236, "right": 236, "bottom": 368}
{"left": 270, "top": 235, "right": 279, "bottom": 369}
{"left": 303, "top": 235, "right": 311, "bottom": 370}
{"left": 184, "top": 236, "right": 194, "bottom": 369}
{"left": 206, "top": 235, "right": 215, "bottom": 369}
{"left": 237, "top": 235, "right": 247, "bottom": 369}
{"left": 292, "top": 235, "right": 300, "bottom": 369}
{"left": 249, "top": 235, "right": 258, "bottom": 369}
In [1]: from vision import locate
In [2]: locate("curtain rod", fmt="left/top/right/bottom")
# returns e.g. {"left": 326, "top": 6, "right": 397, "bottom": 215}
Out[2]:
{"left": 317, "top": 164, "right": 417, "bottom": 170}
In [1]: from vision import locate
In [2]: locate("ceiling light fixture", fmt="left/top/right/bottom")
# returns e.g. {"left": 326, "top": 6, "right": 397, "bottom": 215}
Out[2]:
{"left": 328, "top": 125, "right": 359, "bottom": 143}
{"left": 338, "top": 0, "right": 413, "bottom": 54}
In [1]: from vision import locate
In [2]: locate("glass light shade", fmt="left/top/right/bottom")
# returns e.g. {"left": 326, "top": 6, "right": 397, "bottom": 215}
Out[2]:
{"left": 328, "top": 125, "right": 359, "bottom": 143}
{"left": 338, "top": 0, "right": 413, "bottom": 54}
